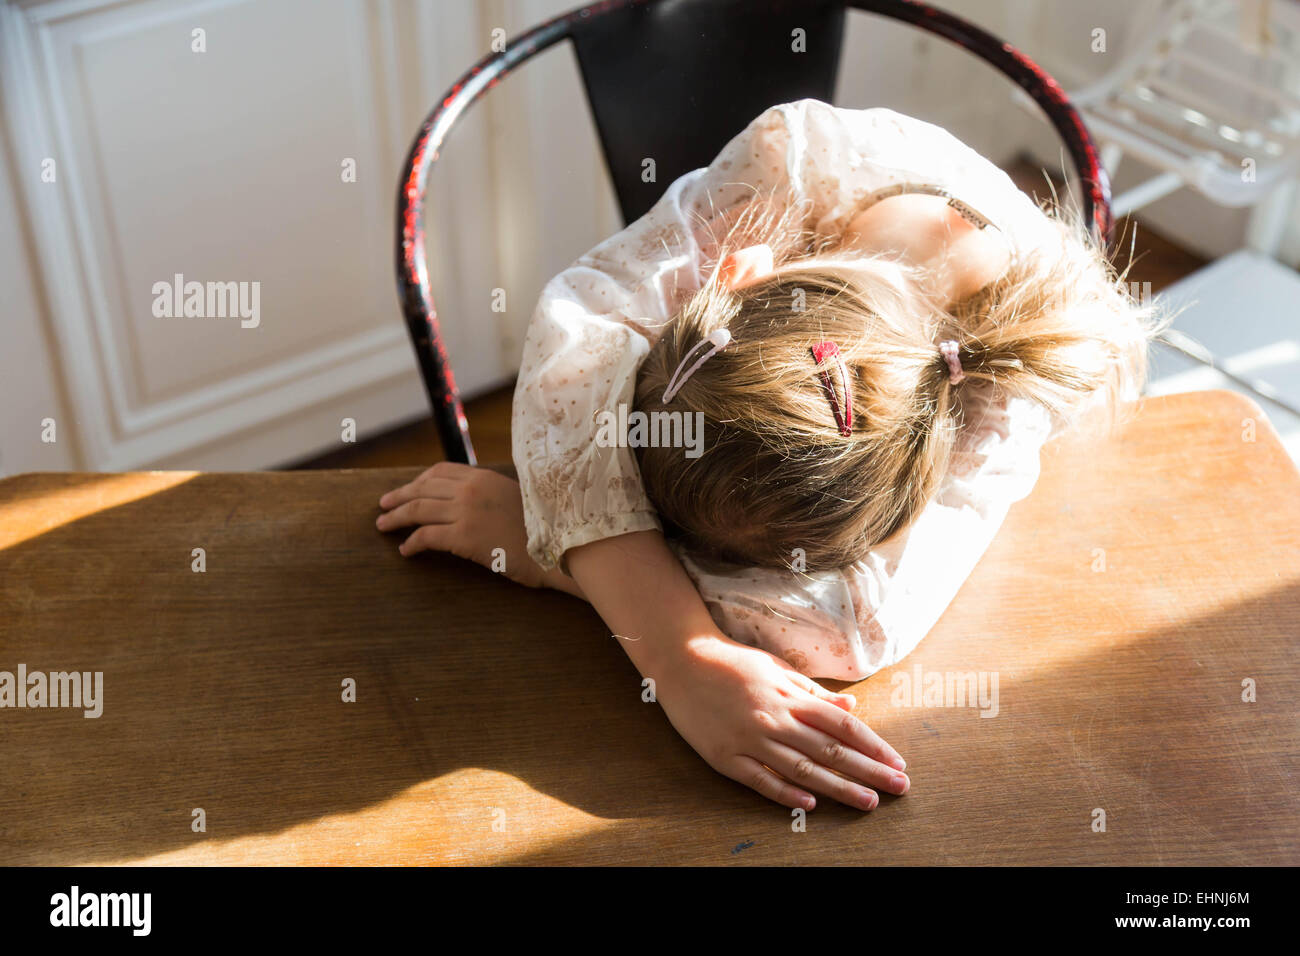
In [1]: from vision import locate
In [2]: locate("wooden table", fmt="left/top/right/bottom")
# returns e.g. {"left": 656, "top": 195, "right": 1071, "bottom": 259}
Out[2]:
{"left": 1, "top": 390, "right": 1297, "bottom": 866}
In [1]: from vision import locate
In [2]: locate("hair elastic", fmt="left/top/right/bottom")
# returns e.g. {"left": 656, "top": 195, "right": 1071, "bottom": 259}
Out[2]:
{"left": 938, "top": 340, "right": 965, "bottom": 385}
{"left": 810, "top": 341, "right": 853, "bottom": 437}
{"left": 662, "top": 328, "right": 731, "bottom": 403}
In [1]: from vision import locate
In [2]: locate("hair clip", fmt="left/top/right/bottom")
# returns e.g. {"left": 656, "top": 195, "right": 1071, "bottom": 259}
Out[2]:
{"left": 662, "top": 328, "right": 731, "bottom": 403}
{"left": 945, "top": 196, "right": 991, "bottom": 230}
{"left": 810, "top": 341, "right": 853, "bottom": 437}
{"left": 938, "top": 340, "right": 965, "bottom": 385}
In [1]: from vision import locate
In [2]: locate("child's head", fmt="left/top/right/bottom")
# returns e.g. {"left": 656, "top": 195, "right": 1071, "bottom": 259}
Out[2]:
{"left": 633, "top": 209, "right": 1159, "bottom": 573}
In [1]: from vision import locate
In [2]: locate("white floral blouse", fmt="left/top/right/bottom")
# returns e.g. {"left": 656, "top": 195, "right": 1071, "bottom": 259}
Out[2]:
{"left": 512, "top": 99, "right": 1070, "bottom": 680}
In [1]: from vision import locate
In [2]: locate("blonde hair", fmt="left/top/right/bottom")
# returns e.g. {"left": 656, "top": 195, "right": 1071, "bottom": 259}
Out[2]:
{"left": 633, "top": 196, "right": 1165, "bottom": 572}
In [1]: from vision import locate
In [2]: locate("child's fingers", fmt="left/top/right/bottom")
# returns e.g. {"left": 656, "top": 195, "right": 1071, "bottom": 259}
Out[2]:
{"left": 785, "top": 671, "right": 856, "bottom": 711}
{"left": 398, "top": 524, "right": 457, "bottom": 557}
{"left": 757, "top": 739, "right": 879, "bottom": 812}
{"left": 378, "top": 478, "right": 458, "bottom": 511}
{"left": 820, "top": 689, "right": 856, "bottom": 711}
{"left": 772, "top": 722, "right": 908, "bottom": 796}
{"left": 375, "top": 498, "right": 457, "bottom": 531}
{"left": 726, "top": 755, "right": 816, "bottom": 812}
{"left": 797, "top": 698, "right": 907, "bottom": 772}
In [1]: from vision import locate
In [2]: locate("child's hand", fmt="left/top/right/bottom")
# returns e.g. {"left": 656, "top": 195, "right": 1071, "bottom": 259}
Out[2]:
{"left": 655, "top": 634, "right": 909, "bottom": 812}
{"left": 377, "top": 463, "right": 583, "bottom": 598}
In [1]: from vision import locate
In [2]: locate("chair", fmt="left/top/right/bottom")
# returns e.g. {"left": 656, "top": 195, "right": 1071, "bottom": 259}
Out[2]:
{"left": 1065, "top": 0, "right": 1300, "bottom": 224}
{"left": 1049, "top": 0, "right": 1300, "bottom": 420}
{"left": 396, "top": 0, "right": 1112, "bottom": 465}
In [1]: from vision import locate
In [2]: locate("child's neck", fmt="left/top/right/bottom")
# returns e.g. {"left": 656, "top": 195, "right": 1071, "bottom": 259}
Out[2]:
{"left": 841, "top": 193, "right": 1010, "bottom": 306}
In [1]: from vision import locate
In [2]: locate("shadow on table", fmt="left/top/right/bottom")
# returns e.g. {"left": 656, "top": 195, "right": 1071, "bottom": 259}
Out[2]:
{"left": 496, "top": 576, "right": 1300, "bottom": 864}
{"left": 0, "top": 470, "right": 724, "bottom": 864}
{"left": 0, "top": 470, "right": 1296, "bottom": 865}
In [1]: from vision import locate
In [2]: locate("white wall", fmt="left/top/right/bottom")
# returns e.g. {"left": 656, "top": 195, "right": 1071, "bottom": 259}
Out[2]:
{"left": 0, "top": 0, "right": 505, "bottom": 473}
{"left": 0, "top": 104, "right": 79, "bottom": 474}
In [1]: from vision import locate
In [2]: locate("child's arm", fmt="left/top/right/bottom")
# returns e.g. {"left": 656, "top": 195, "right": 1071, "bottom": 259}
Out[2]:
{"left": 565, "top": 530, "right": 910, "bottom": 813}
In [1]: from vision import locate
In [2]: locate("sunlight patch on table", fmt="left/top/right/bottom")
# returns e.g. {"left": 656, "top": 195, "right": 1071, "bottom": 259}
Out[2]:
{"left": 0, "top": 473, "right": 198, "bottom": 551}
{"left": 109, "top": 769, "right": 618, "bottom": 866}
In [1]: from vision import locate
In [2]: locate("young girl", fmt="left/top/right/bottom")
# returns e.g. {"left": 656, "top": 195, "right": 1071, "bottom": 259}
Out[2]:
{"left": 377, "top": 99, "right": 1158, "bottom": 815}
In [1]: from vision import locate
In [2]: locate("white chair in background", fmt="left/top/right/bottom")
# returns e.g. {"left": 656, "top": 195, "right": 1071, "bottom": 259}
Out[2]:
{"left": 1050, "top": 0, "right": 1300, "bottom": 444}
{"left": 1071, "top": 0, "right": 1300, "bottom": 242}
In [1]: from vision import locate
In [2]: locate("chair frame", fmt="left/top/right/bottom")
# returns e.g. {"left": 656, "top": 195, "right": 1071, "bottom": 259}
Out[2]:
{"left": 396, "top": 0, "right": 1112, "bottom": 465}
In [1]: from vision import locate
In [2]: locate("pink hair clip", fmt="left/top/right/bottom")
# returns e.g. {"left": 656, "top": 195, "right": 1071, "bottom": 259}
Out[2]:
{"left": 662, "top": 328, "right": 731, "bottom": 403}
{"left": 938, "top": 340, "right": 965, "bottom": 385}
{"left": 810, "top": 341, "right": 853, "bottom": 437}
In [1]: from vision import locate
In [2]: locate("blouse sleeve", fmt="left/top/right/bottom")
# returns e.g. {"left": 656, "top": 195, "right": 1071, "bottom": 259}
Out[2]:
{"left": 512, "top": 106, "right": 800, "bottom": 571}
{"left": 670, "top": 390, "right": 1057, "bottom": 681}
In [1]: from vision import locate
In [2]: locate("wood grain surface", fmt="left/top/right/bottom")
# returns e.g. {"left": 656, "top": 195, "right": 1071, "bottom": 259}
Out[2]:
{"left": 1, "top": 390, "right": 1296, "bottom": 866}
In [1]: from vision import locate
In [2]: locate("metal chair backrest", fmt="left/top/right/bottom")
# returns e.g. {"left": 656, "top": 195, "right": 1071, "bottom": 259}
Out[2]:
{"left": 397, "top": 0, "right": 1111, "bottom": 464}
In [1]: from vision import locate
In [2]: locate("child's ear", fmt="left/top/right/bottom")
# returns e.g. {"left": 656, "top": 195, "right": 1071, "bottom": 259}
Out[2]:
{"left": 718, "top": 244, "right": 775, "bottom": 291}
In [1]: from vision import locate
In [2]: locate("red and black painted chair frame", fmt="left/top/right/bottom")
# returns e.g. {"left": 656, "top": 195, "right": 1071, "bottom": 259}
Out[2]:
{"left": 395, "top": 0, "right": 1112, "bottom": 466}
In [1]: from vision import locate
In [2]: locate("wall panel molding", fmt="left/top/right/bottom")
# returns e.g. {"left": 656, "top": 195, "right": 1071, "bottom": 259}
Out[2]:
{"left": 2, "top": 0, "right": 500, "bottom": 469}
